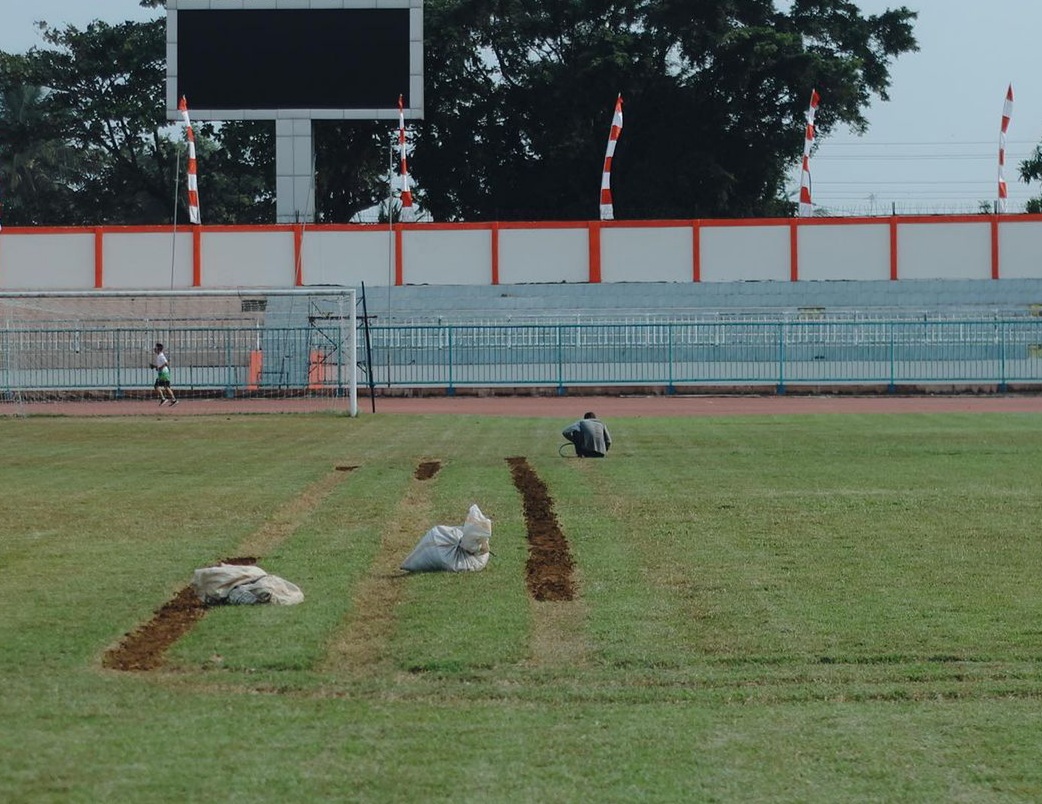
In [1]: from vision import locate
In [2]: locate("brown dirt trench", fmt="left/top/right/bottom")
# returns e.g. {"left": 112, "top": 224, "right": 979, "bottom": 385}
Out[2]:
{"left": 103, "top": 456, "right": 579, "bottom": 672}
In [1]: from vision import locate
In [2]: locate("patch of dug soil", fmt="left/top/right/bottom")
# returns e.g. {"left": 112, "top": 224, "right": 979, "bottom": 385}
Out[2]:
{"left": 506, "top": 456, "right": 576, "bottom": 602}
{"left": 102, "top": 586, "right": 207, "bottom": 671}
{"left": 103, "top": 466, "right": 354, "bottom": 673}
{"left": 414, "top": 460, "right": 441, "bottom": 480}
{"left": 102, "top": 556, "right": 258, "bottom": 672}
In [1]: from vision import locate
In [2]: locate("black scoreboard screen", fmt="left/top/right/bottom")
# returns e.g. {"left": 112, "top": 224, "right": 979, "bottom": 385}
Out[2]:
{"left": 168, "top": 3, "right": 420, "bottom": 119}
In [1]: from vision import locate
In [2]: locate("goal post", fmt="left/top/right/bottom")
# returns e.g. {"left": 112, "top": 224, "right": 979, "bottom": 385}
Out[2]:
{"left": 0, "top": 287, "right": 358, "bottom": 416}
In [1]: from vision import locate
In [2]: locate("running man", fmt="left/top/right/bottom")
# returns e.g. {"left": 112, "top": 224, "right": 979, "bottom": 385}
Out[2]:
{"left": 151, "top": 343, "right": 178, "bottom": 406}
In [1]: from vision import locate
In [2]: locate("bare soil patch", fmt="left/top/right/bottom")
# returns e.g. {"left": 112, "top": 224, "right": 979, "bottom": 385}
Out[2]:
{"left": 414, "top": 460, "right": 441, "bottom": 480}
{"left": 102, "top": 466, "right": 355, "bottom": 672}
{"left": 506, "top": 456, "right": 576, "bottom": 602}
{"left": 102, "top": 557, "right": 257, "bottom": 672}
{"left": 103, "top": 586, "right": 207, "bottom": 671}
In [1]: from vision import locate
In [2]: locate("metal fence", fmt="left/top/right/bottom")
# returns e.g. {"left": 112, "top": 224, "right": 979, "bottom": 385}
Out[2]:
{"left": 366, "top": 319, "right": 1042, "bottom": 392}
{"left": 0, "top": 326, "right": 346, "bottom": 398}
{"left": 5, "top": 318, "right": 1042, "bottom": 397}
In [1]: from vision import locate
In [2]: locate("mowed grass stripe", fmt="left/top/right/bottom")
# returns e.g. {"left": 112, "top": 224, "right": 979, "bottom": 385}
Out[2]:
{"left": 320, "top": 461, "right": 440, "bottom": 674}
{"left": 507, "top": 456, "right": 591, "bottom": 670}
{"left": 105, "top": 467, "right": 356, "bottom": 671}
{"left": 390, "top": 458, "right": 532, "bottom": 674}
{"left": 11, "top": 414, "right": 1042, "bottom": 803}
{"left": 235, "top": 467, "right": 355, "bottom": 558}
{"left": 168, "top": 463, "right": 404, "bottom": 674}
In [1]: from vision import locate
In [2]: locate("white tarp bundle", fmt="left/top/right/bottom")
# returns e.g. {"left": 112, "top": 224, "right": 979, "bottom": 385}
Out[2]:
{"left": 191, "top": 563, "right": 305, "bottom": 606}
{"left": 401, "top": 504, "right": 492, "bottom": 573}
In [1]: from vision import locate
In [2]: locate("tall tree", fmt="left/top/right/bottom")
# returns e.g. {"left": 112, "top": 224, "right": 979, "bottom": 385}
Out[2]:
{"left": 0, "top": 54, "right": 83, "bottom": 224}
{"left": 0, "top": 0, "right": 282, "bottom": 225}
{"left": 19, "top": 18, "right": 174, "bottom": 224}
{"left": 417, "top": 0, "right": 918, "bottom": 221}
{"left": 313, "top": 121, "right": 397, "bottom": 223}
{"left": 0, "top": 11, "right": 389, "bottom": 225}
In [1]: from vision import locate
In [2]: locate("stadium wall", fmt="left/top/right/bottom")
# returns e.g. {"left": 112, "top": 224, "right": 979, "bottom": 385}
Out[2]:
{"left": 2, "top": 216, "right": 1042, "bottom": 290}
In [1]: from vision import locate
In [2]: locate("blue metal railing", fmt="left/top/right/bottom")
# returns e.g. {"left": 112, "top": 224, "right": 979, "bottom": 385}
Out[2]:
{"left": 4, "top": 318, "right": 1042, "bottom": 396}
{"left": 366, "top": 319, "right": 1042, "bottom": 392}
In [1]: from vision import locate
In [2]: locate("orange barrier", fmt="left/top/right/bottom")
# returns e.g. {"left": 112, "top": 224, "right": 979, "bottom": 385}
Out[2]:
{"left": 247, "top": 350, "right": 263, "bottom": 391}
{"left": 308, "top": 350, "right": 326, "bottom": 389}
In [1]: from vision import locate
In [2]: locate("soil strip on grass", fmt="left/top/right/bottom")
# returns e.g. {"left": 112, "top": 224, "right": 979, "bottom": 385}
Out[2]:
{"left": 505, "top": 456, "right": 588, "bottom": 667}
{"left": 321, "top": 460, "right": 438, "bottom": 674}
{"left": 102, "top": 467, "right": 355, "bottom": 672}
{"left": 414, "top": 460, "right": 441, "bottom": 480}
{"left": 506, "top": 456, "right": 576, "bottom": 601}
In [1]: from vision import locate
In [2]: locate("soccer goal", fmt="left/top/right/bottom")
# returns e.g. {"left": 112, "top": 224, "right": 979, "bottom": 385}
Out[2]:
{"left": 0, "top": 288, "right": 358, "bottom": 415}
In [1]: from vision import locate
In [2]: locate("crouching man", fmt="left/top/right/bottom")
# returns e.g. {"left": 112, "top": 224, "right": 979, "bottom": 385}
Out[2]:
{"left": 562, "top": 411, "right": 612, "bottom": 458}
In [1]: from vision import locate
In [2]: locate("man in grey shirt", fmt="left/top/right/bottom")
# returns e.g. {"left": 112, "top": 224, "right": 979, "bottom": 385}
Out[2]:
{"left": 562, "top": 411, "right": 612, "bottom": 458}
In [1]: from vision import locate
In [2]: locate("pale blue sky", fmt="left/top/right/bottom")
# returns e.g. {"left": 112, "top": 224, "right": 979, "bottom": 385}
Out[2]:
{"left": 1, "top": 1, "right": 1039, "bottom": 215}
{"left": 815, "top": 0, "right": 1042, "bottom": 215}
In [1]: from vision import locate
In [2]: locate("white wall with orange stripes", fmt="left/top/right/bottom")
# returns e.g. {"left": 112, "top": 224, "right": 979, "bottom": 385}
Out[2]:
{"left": 2, "top": 216, "right": 1042, "bottom": 290}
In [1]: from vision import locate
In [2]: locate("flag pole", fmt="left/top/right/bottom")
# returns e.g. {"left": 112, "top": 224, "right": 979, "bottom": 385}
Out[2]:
{"left": 998, "top": 84, "right": 1013, "bottom": 214}
{"left": 398, "top": 94, "right": 413, "bottom": 222}
{"left": 599, "top": 94, "right": 623, "bottom": 221}
{"left": 798, "top": 89, "right": 820, "bottom": 217}
{"left": 170, "top": 141, "right": 182, "bottom": 289}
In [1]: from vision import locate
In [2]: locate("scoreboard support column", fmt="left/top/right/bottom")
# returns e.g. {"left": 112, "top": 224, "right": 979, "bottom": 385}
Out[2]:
{"left": 276, "top": 119, "right": 316, "bottom": 224}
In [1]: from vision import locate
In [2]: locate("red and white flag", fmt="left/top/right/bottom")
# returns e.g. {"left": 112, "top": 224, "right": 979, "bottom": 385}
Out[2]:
{"left": 599, "top": 94, "right": 623, "bottom": 221}
{"left": 798, "top": 89, "right": 820, "bottom": 217}
{"left": 998, "top": 83, "right": 1013, "bottom": 214}
{"left": 398, "top": 94, "right": 414, "bottom": 222}
{"left": 178, "top": 95, "right": 201, "bottom": 225}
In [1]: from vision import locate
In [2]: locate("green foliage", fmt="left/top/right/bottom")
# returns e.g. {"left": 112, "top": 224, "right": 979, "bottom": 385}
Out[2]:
{"left": 195, "top": 120, "right": 276, "bottom": 224}
{"left": 313, "top": 120, "right": 398, "bottom": 222}
{"left": 4, "top": 412, "right": 1042, "bottom": 799}
{"left": 16, "top": 19, "right": 173, "bottom": 224}
{"left": 0, "top": 13, "right": 281, "bottom": 225}
{"left": 0, "top": 56, "right": 83, "bottom": 223}
{"left": 419, "top": 0, "right": 919, "bottom": 220}
{"left": 0, "top": 1, "right": 918, "bottom": 224}
{"left": 1020, "top": 144, "right": 1042, "bottom": 213}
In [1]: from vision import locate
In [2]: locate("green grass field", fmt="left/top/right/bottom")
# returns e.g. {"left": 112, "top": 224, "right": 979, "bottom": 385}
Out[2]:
{"left": 3, "top": 410, "right": 1042, "bottom": 802}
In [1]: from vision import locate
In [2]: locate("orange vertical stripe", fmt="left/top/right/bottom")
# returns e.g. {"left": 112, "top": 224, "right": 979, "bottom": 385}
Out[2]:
{"left": 990, "top": 216, "right": 1000, "bottom": 279}
{"left": 293, "top": 224, "right": 304, "bottom": 286}
{"left": 192, "top": 226, "right": 202, "bottom": 287}
{"left": 490, "top": 222, "right": 500, "bottom": 285}
{"left": 247, "top": 350, "right": 263, "bottom": 390}
{"left": 394, "top": 225, "right": 404, "bottom": 286}
{"left": 94, "top": 228, "right": 104, "bottom": 288}
{"left": 308, "top": 350, "right": 324, "bottom": 389}
{"left": 789, "top": 220, "right": 799, "bottom": 282}
{"left": 588, "top": 221, "right": 602, "bottom": 283}
{"left": 692, "top": 220, "right": 701, "bottom": 282}
{"left": 889, "top": 216, "right": 899, "bottom": 280}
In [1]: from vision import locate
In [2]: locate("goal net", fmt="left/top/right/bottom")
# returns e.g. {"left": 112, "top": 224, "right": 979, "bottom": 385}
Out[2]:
{"left": 0, "top": 288, "right": 358, "bottom": 416}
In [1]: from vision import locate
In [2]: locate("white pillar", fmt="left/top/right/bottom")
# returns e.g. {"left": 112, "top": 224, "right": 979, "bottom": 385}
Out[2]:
{"left": 275, "top": 119, "right": 315, "bottom": 223}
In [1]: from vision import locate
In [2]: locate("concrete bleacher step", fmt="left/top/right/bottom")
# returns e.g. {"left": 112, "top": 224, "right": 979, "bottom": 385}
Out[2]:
{"left": 361, "top": 278, "right": 1042, "bottom": 325}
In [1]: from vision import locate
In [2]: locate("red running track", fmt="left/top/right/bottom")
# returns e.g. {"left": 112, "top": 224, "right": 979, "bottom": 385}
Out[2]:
{"left": 6, "top": 393, "right": 1042, "bottom": 418}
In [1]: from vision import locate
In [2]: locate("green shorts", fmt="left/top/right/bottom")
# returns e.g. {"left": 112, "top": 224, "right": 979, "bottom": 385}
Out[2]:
{"left": 154, "top": 367, "right": 171, "bottom": 387}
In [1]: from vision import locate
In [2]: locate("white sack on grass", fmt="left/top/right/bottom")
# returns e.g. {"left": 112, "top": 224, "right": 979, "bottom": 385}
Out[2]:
{"left": 191, "top": 563, "right": 305, "bottom": 606}
{"left": 226, "top": 574, "right": 305, "bottom": 606}
{"left": 401, "top": 504, "right": 492, "bottom": 573}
